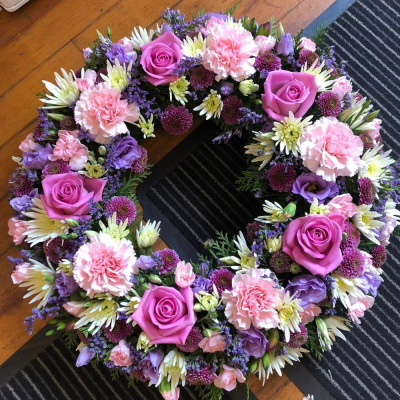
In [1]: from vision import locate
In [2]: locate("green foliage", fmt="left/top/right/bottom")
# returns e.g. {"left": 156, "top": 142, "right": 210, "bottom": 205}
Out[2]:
{"left": 110, "top": 368, "right": 123, "bottom": 381}
{"left": 270, "top": 16, "right": 276, "bottom": 37}
{"left": 116, "top": 166, "right": 153, "bottom": 201}
{"left": 208, "top": 231, "right": 237, "bottom": 259}
{"left": 305, "top": 322, "right": 324, "bottom": 361}
{"left": 193, "top": 8, "right": 205, "bottom": 19}
{"left": 310, "top": 22, "right": 329, "bottom": 48}
{"left": 226, "top": 4, "right": 239, "bottom": 15}
{"left": 195, "top": 385, "right": 224, "bottom": 400}
{"left": 236, "top": 165, "right": 263, "bottom": 193}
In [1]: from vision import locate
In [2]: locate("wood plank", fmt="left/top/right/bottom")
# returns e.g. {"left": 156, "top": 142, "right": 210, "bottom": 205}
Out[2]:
{"left": 22, "top": 0, "right": 64, "bottom": 22}
{"left": 267, "top": 380, "right": 305, "bottom": 400}
{"left": 0, "top": 7, "right": 31, "bottom": 47}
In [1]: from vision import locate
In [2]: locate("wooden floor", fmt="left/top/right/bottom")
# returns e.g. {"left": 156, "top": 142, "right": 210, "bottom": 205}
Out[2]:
{"left": 0, "top": 0, "right": 335, "bottom": 398}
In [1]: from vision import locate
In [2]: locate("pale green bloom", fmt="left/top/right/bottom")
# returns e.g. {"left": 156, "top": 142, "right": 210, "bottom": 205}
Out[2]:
{"left": 137, "top": 332, "right": 152, "bottom": 351}
{"left": 101, "top": 59, "right": 132, "bottom": 91}
{"left": 193, "top": 89, "right": 223, "bottom": 120}
{"left": 135, "top": 114, "right": 155, "bottom": 138}
{"left": 181, "top": 32, "right": 205, "bottom": 57}
{"left": 98, "top": 212, "right": 130, "bottom": 240}
{"left": 118, "top": 290, "right": 141, "bottom": 324}
{"left": 301, "top": 60, "right": 334, "bottom": 92}
{"left": 245, "top": 132, "right": 275, "bottom": 169}
{"left": 157, "top": 349, "right": 186, "bottom": 390}
{"left": 136, "top": 220, "right": 161, "bottom": 248}
{"left": 57, "top": 259, "right": 74, "bottom": 276}
{"left": 256, "top": 200, "right": 289, "bottom": 224}
{"left": 239, "top": 79, "right": 259, "bottom": 96}
{"left": 309, "top": 197, "right": 330, "bottom": 215}
{"left": 169, "top": 77, "right": 190, "bottom": 105}
{"left": 277, "top": 291, "right": 303, "bottom": 342}
{"left": 265, "top": 235, "right": 282, "bottom": 253}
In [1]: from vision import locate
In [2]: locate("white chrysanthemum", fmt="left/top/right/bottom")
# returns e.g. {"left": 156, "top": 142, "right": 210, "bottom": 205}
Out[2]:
{"left": 136, "top": 332, "right": 152, "bottom": 351}
{"left": 157, "top": 349, "right": 186, "bottom": 390}
{"left": 265, "top": 347, "right": 309, "bottom": 380}
{"left": 57, "top": 259, "right": 74, "bottom": 276}
{"left": 384, "top": 198, "right": 400, "bottom": 224}
{"left": 309, "top": 197, "right": 330, "bottom": 215}
{"left": 136, "top": 220, "right": 161, "bottom": 248}
{"left": 256, "top": 200, "right": 289, "bottom": 224}
{"left": 265, "top": 235, "right": 282, "bottom": 253}
{"left": 98, "top": 212, "right": 130, "bottom": 240}
{"left": 301, "top": 60, "right": 334, "bottom": 92}
{"left": 338, "top": 96, "right": 373, "bottom": 130}
{"left": 40, "top": 69, "right": 80, "bottom": 108}
{"left": 74, "top": 294, "right": 118, "bottom": 334}
{"left": 277, "top": 292, "right": 303, "bottom": 342}
{"left": 193, "top": 89, "right": 223, "bottom": 120}
{"left": 332, "top": 272, "right": 366, "bottom": 309}
{"left": 169, "top": 77, "right": 190, "bottom": 105}
{"left": 324, "top": 316, "right": 351, "bottom": 349}
{"left": 181, "top": 32, "right": 205, "bottom": 57}
{"left": 303, "top": 395, "right": 314, "bottom": 400}
{"left": 358, "top": 145, "right": 395, "bottom": 189}
{"left": 271, "top": 112, "right": 313, "bottom": 156}
{"left": 100, "top": 59, "right": 132, "bottom": 91}
{"left": 131, "top": 26, "right": 155, "bottom": 50}
{"left": 23, "top": 198, "right": 69, "bottom": 246}
{"left": 353, "top": 204, "right": 384, "bottom": 244}
{"left": 118, "top": 290, "right": 141, "bottom": 325}
{"left": 245, "top": 132, "right": 275, "bottom": 169}
{"left": 134, "top": 114, "right": 155, "bottom": 138}
{"left": 19, "top": 258, "right": 56, "bottom": 309}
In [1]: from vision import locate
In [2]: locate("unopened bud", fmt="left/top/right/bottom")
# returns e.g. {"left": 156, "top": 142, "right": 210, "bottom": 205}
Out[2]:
{"left": 159, "top": 378, "right": 171, "bottom": 394}
{"left": 283, "top": 202, "right": 296, "bottom": 218}
{"left": 342, "top": 232, "right": 348, "bottom": 242}
{"left": 98, "top": 157, "right": 104, "bottom": 165}
{"left": 203, "top": 239, "right": 212, "bottom": 250}
{"left": 85, "top": 230, "right": 98, "bottom": 239}
{"left": 203, "top": 329, "right": 212, "bottom": 337}
{"left": 266, "top": 328, "right": 279, "bottom": 352}
{"left": 249, "top": 358, "right": 258, "bottom": 374}
{"left": 148, "top": 274, "right": 162, "bottom": 284}
{"left": 96, "top": 30, "right": 106, "bottom": 43}
{"left": 142, "top": 283, "right": 150, "bottom": 290}
{"left": 98, "top": 146, "right": 107, "bottom": 155}
{"left": 70, "top": 233, "right": 78, "bottom": 239}
{"left": 44, "top": 274, "right": 55, "bottom": 283}
{"left": 47, "top": 113, "right": 65, "bottom": 121}
{"left": 262, "top": 352, "right": 271, "bottom": 369}
{"left": 276, "top": 22, "right": 285, "bottom": 40}
{"left": 65, "top": 219, "right": 79, "bottom": 228}
{"left": 193, "top": 303, "right": 203, "bottom": 312}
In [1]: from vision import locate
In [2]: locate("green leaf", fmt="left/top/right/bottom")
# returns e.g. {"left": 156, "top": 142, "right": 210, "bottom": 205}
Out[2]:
{"left": 225, "top": 4, "right": 239, "bottom": 15}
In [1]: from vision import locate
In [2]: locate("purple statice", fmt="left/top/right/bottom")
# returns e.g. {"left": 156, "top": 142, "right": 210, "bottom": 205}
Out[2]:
{"left": 323, "top": 274, "right": 337, "bottom": 307}
{"left": 106, "top": 135, "right": 141, "bottom": 170}
{"left": 221, "top": 96, "right": 244, "bottom": 125}
{"left": 104, "top": 196, "right": 137, "bottom": 224}
{"left": 154, "top": 249, "right": 180, "bottom": 274}
{"left": 317, "top": 92, "right": 341, "bottom": 117}
{"left": 265, "top": 222, "right": 288, "bottom": 239}
{"left": 137, "top": 348, "right": 164, "bottom": 384}
{"left": 285, "top": 324, "right": 308, "bottom": 348}
{"left": 106, "top": 43, "right": 136, "bottom": 65}
{"left": 212, "top": 129, "right": 242, "bottom": 145}
{"left": 372, "top": 245, "right": 387, "bottom": 269}
{"left": 360, "top": 271, "right": 381, "bottom": 297}
{"left": 226, "top": 337, "right": 249, "bottom": 373}
{"left": 8, "top": 256, "right": 25, "bottom": 267}
{"left": 161, "top": 105, "right": 193, "bottom": 136}
{"left": 266, "top": 162, "right": 296, "bottom": 192}
{"left": 197, "top": 261, "right": 210, "bottom": 277}
{"left": 102, "top": 170, "right": 124, "bottom": 202}
{"left": 236, "top": 326, "right": 267, "bottom": 358}
{"left": 340, "top": 221, "right": 361, "bottom": 253}
{"left": 358, "top": 177, "right": 376, "bottom": 205}
{"left": 238, "top": 108, "right": 266, "bottom": 129}
{"left": 177, "top": 327, "right": 203, "bottom": 353}
{"left": 191, "top": 276, "right": 210, "bottom": 294}
{"left": 34, "top": 108, "right": 56, "bottom": 141}
{"left": 286, "top": 275, "right": 327, "bottom": 308}
{"left": 98, "top": 37, "right": 112, "bottom": 57}
{"left": 103, "top": 320, "right": 134, "bottom": 343}
{"left": 209, "top": 269, "right": 234, "bottom": 295}
{"left": 292, "top": 173, "right": 339, "bottom": 204}
{"left": 22, "top": 143, "right": 53, "bottom": 170}
{"left": 88, "top": 331, "right": 108, "bottom": 359}
{"left": 276, "top": 34, "right": 294, "bottom": 56}
{"left": 269, "top": 251, "right": 292, "bottom": 274}
{"left": 175, "top": 56, "right": 202, "bottom": 77}
{"left": 161, "top": 8, "right": 191, "bottom": 40}
{"left": 10, "top": 189, "right": 39, "bottom": 213}
{"left": 339, "top": 248, "right": 365, "bottom": 278}
{"left": 42, "top": 160, "right": 71, "bottom": 179}
{"left": 77, "top": 127, "right": 94, "bottom": 143}
{"left": 55, "top": 273, "right": 80, "bottom": 297}
{"left": 320, "top": 46, "right": 336, "bottom": 70}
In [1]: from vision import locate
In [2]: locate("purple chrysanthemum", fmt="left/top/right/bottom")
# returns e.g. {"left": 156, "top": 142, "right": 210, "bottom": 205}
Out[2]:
{"left": 161, "top": 105, "right": 193, "bottom": 136}
{"left": 42, "top": 160, "right": 71, "bottom": 179}
{"left": 43, "top": 237, "right": 74, "bottom": 264}
{"left": 298, "top": 50, "right": 320, "bottom": 68}
{"left": 59, "top": 116, "right": 77, "bottom": 131}
{"left": 186, "top": 366, "right": 216, "bottom": 385}
{"left": 372, "top": 245, "right": 387, "bottom": 269}
{"left": 210, "top": 268, "right": 234, "bottom": 295}
{"left": 190, "top": 65, "right": 214, "bottom": 90}
{"left": 267, "top": 162, "right": 296, "bottom": 192}
{"left": 340, "top": 221, "right": 361, "bottom": 252}
{"left": 104, "top": 196, "right": 137, "bottom": 225}
{"left": 103, "top": 320, "right": 134, "bottom": 343}
{"left": 246, "top": 221, "right": 262, "bottom": 241}
{"left": 317, "top": 92, "right": 341, "bottom": 117}
{"left": 11, "top": 173, "right": 34, "bottom": 197}
{"left": 130, "top": 369, "right": 149, "bottom": 382}
{"left": 254, "top": 53, "right": 281, "bottom": 73}
{"left": 358, "top": 177, "right": 376, "bottom": 205}
{"left": 339, "top": 248, "right": 365, "bottom": 278}
{"left": 221, "top": 96, "right": 244, "bottom": 125}
{"left": 270, "top": 251, "right": 292, "bottom": 273}
{"left": 155, "top": 248, "right": 180, "bottom": 274}
{"left": 177, "top": 327, "right": 203, "bottom": 352}
{"left": 131, "top": 146, "right": 148, "bottom": 174}
{"left": 285, "top": 324, "right": 308, "bottom": 348}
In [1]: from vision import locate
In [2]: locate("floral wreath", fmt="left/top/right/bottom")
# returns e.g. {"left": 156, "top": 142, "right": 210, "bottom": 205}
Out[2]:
{"left": 7, "top": 7, "right": 400, "bottom": 400}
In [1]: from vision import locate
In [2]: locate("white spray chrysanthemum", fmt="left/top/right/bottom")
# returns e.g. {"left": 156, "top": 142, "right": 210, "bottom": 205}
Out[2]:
{"left": 353, "top": 204, "right": 384, "bottom": 244}
{"left": 136, "top": 220, "right": 161, "bottom": 248}
{"left": 131, "top": 26, "right": 155, "bottom": 50}
{"left": 277, "top": 291, "right": 303, "bottom": 342}
{"left": 101, "top": 59, "right": 132, "bottom": 91}
{"left": 301, "top": 60, "right": 334, "bottom": 92}
{"left": 193, "top": 89, "right": 223, "bottom": 120}
{"left": 245, "top": 132, "right": 275, "bottom": 169}
{"left": 181, "top": 32, "right": 205, "bottom": 57}
{"left": 157, "top": 349, "right": 187, "bottom": 390}
{"left": 169, "top": 77, "right": 190, "bottom": 105}
{"left": 256, "top": 200, "right": 289, "bottom": 224}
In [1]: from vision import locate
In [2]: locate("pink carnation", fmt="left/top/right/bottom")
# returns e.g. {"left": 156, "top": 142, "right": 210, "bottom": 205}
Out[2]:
{"left": 298, "top": 303, "right": 321, "bottom": 324}
{"left": 8, "top": 217, "right": 27, "bottom": 245}
{"left": 214, "top": 365, "right": 245, "bottom": 392}
{"left": 75, "top": 69, "right": 97, "bottom": 92}
{"left": 202, "top": 23, "right": 258, "bottom": 82}
{"left": 300, "top": 117, "right": 363, "bottom": 182}
{"left": 332, "top": 76, "right": 352, "bottom": 100}
{"left": 74, "top": 83, "right": 140, "bottom": 144}
{"left": 109, "top": 340, "right": 132, "bottom": 367}
{"left": 49, "top": 130, "right": 89, "bottom": 170}
{"left": 198, "top": 331, "right": 226, "bottom": 353}
{"left": 255, "top": 35, "right": 276, "bottom": 54}
{"left": 174, "top": 261, "right": 195, "bottom": 288}
{"left": 11, "top": 262, "right": 30, "bottom": 284}
{"left": 298, "top": 37, "right": 316, "bottom": 52}
{"left": 222, "top": 268, "right": 281, "bottom": 331}
{"left": 348, "top": 295, "right": 374, "bottom": 324}
{"left": 328, "top": 194, "right": 358, "bottom": 218}
{"left": 19, "top": 133, "right": 36, "bottom": 152}
{"left": 73, "top": 233, "right": 137, "bottom": 298}
{"left": 201, "top": 16, "right": 225, "bottom": 36}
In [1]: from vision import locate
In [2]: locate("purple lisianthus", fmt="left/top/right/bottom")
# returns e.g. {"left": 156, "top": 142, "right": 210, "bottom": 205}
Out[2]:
{"left": 220, "top": 82, "right": 234, "bottom": 96}
{"left": 76, "top": 347, "right": 93, "bottom": 367}
{"left": 110, "top": 136, "right": 141, "bottom": 169}
{"left": 22, "top": 143, "right": 53, "bottom": 169}
{"left": 292, "top": 173, "right": 339, "bottom": 204}
{"left": 10, "top": 189, "right": 39, "bottom": 212}
{"left": 191, "top": 276, "right": 210, "bottom": 294}
{"left": 236, "top": 326, "right": 267, "bottom": 358}
{"left": 286, "top": 274, "right": 327, "bottom": 308}
{"left": 276, "top": 34, "right": 294, "bottom": 57}
{"left": 55, "top": 273, "right": 79, "bottom": 297}
{"left": 135, "top": 255, "right": 157, "bottom": 271}
{"left": 137, "top": 348, "right": 164, "bottom": 384}
{"left": 106, "top": 43, "right": 136, "bottom": 65}
{"left": 360, "top": 271, "right": 381, "bottom": 297}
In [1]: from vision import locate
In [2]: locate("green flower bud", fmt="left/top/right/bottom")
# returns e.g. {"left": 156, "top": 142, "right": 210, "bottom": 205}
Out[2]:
{"left": 290, "top": 263, "right": 301, "bottom": 274}
{"left": 276, "top": 22, "right": 285, "bottom": 40}
{"left": 148, "top": 274, "right": 162, "bottom": 284}
{"left": 56, "top": 322, "right": 67, "bottom": 330}
{"left": 203, "top": 239, "right": 212, "bottom": 250}
{"left": 242, "top": 16, "right": 249, "bottom": 29}
{"left": 47, "top": 113, "right": 65, "bottom": 121}
{"left": 283, "top": 202, "right": 296, "bottom": 218}
{"left": 98, "top": 157, "right": 104, "bottom": 165}
{"left": 96, "top": 29, "right": 106, "bottom": 43}
{"left": 316, "top": 318, "right": 329, "bottom": 341}
{"left": 193, "top": 303, "right": 203, "bottom": 312}
{"left": 203, "top": 329, "right": 212, "bottom": 338}
{"left": 85, "top": 230, "right": 98, "bottom": 239}
{"left": 342, "top": 232, "right": 348, "bottom": 242}
{"left": 266, "top": 328, "right": 279, "bottom": 352}
{"left": 98, "top": 146, "right": 107, "bottom": 156}
{"left": 70, "top": 233, "right": 78, "bottom": 239}
{"left": 45, "top": 330, "right": 55, "bottom": 336}
{"left": 200, "top": 294, "right": 219, "bottom": 311}
{"left": 60, "top": 234, "right": 69, "bottom": 240}
{"left": 249, "top": 358, "right": 258, "bottom": 374}
{"left": 65, "top": 219, "right": 79, "bottom": 228}
{"left": 159, "top": 378, "right": 171, "bottom": 394}
{"left": 84, "top": 300, "right": 96, "bottom": 307}
{"left": 142, "top": 283, "right": 150, "bottom": 290}
{"left": 262, "top": 352, "right": 270, "bottom": 369}
{"left": 44, "top": 274, "right": 55, "bottom": 283}
{"left": 106, "top": 26, "right": 112, "bottom": 39}
{"left": 249, "top": 18, "right": 256, "bottom": 32}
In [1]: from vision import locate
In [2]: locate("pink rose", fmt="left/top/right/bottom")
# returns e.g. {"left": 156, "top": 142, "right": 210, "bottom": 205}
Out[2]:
{"left": 8, "top": 217, "right": 28, "bottom": 245}
{"left": 109, "top": 340, "right": 132, "bottom": 366}
{"left": 75, "top": 69, "right": 97, "bottom": 92}
{"left": 214, "top": 365, "right": 245, "bottom": 392}
{"left": 255, "top": 35, "right": 276, "bottom": 54}
{"left": 282, "top": 213, "right": 345, "bottom": 276}
{"left": 132, "top": 284, "right": 196, "bottom": 345}
{"left": 348, "top": 295, "right": 374, "bottom": 324}
{"left": 41, "top": 172, "right": 106, "bottom": 220}
{"left": 332, "top": 76, "right": 352, "bottom": 100}
{"left": 261, "top": 70, "right": 318, "bottom": 121}
{"left": 19, "top": 133, "right": 36, "bottom": 152}
{"left": 140, "top": 32, "right": 183, "bottom": 86}
{"left": 198, "top": 331, "right": 226, "bottom": 353}
{"left": 11, "top": 262, "right": 30, "bottom": 284}
{"left": 328, "top": 194, "right": 358, "bottom": 219}
{"left": 174, "top": 261, "right": 195, "bottom": 288}
{"left": 161, "top": 388, "right": 180, "bottom": 400}
{"left": 299, "top": 303, "right": 322, "bottom": 324}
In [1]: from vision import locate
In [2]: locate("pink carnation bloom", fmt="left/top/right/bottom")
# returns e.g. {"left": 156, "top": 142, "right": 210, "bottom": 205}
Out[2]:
{"left": 202, "top": 23, "right": 258, "bottom": 82}
{"left": 8, "top": 217, "right": 28, "bottom": 245}
{"left": 328, "top": 194, "right": 358, "bottom": 219}
{"left": 198, "top": 331, "right": 226, "bottom": 353}
{"left": 174, "top": 261, "right": 196, "bottom": 288}
{"left": 332, "top": 76, "right": 352, "bottom": 100}
{"left": 11, "top": 262, "right": 30, "bottom": 284}
{"left": 255, "top": 35, "right": 276, "bottom": 54}
{"left": 214, "top": 365, "right": 246, "bottom": 392}
{"left": 348, "top": 295, "right": 374, "bottom": 324}
{"left": 222, "top": 268, "right": 281, "bottom": 331}
{"left": 298, "top": 303, "right": 321, "bottom": 324}
{"left": 109, "top": 339, "right": 132, "bottom": 366}
{"left": 74, "top": 83, "right": 140, "bottom": 144}
{"left": 19, "top": 133, "right": 37, "bottom": 152}
{"left": 300, "top": 117, "right": 363, "bottom": 182}
{"left": 73, "top": 233, "right": 137, "bottom": 298}
{"left": 201, "top": 16, "right": 225, "bottom": 36}
{"left": 161, "top": 388, "right": 180, "bottom": 400}
{"left": 49, "top": 130, "right": 89, "bottom": 170}
{"left": 298, "top": 37, "right": 316, "bottom": 52}
{"left": 75, "top": 69, "right": 97, "bottom": 92}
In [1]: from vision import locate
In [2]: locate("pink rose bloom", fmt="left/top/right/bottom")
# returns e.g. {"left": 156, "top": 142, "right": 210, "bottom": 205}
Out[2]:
{"left": 348, "top": 295, "right": 374, "bottom": 324}
{"left": 19, "top": 133, "right": 36, "bottom": 152}
{"left": 75, "top": 83, "right": 139, "bottom": 144}
{"left": 109, "top": 340, "right": 132, "bottom": 366}
{"left": 174, "top": 261, "right": 195, "bottom": 288}
{"left": 202, "top": 23, "right": 258, "bottom": 82}
{"left": 298, "top": 37, "right": 316, "bottom": 52}
{"left": 363, "top": 118, "right": 382, "bottom": 146}
{"left": 222, "top": 268, "right": 281, "bottom": 331}
{"left": 214, "top": 365, "right": 245, "bottom": 392}
{"left": 75, "top": 69, "right": 97, "bottom": 92}
{"left": 140, "top": 32, "right": 183, "bottom": 86}
{"left": 201, "top": 16, "right": 225, "bottom": 36}
{"left": 198, "top": 331, "right": 226, "bottom": 353}
{"left": 332, "top": 76, "right": 352, "bottom": 100}
{"left": 132, "top": 284, "right": 196, "bottom": 345}
{"left": 283, "top": 213, "right": 345, "bottom": 276}
{"left": 73, "top": 233, "right": 137, "bottom": 298}
{"left": 161, "top": 388, "right": 180, "bottom": 400}
{"left": 328, "top": 194, "right": 358, "bottom": 219}
{"left": 300, "top": 117, "right": 363, "bottom": 182}
{"left": 299, "top": 303, "right": 322, "bottom": 324}
{"left": 8, "top": 217, "right": 28, "bottom": 245}
{"left": 41, "top": 172, "right": 105, "bottom": 220}
{"left": 380, "top": 215, "right": 397, "bottom": 246}
{"left": 63, "top": 303, "right": 85, "bottom": 317}
{"left": 49, "top": 130, "right": 89, "bottom": 170}
{"left": 11, "top": 262, "right": 30, "bottom": 284}
{"left": 261, "top": 70, "right": 318, "bottom": 121}
{"left": 255, "top": 35, "right": 276, "bottom": 54}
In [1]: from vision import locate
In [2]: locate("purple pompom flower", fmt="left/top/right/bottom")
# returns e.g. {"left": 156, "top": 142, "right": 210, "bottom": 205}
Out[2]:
{"left": 269, "top": 251, "right": 292, "bottom": 273}
{"left": 372, "top": 245, "right": 387, "bottom": 269}
{"left": 209, "top": 268, "right": 234, "bottom": 295}
{"left": 285, "top": 324, "right": 308, "bottom": 348}
{"left": 131, "top": 146, "right": 148, "bottom": 174}
{"left": 186, "top": 365, "right": 216, "bottom": 385}
{"left": 103, "top": 320, "right": 133, "bottom": 343}
{"left": 41, "top": 160, "right": 71, "bottom": 179}
{"left": 161, "top": 105, "right": 193, "bottom": 136}
{"left": 154, "top": 248, "right": 180, "bottom": 274}
{"left": 266, "top": 162, "right": 296, "bottom": 192}
{"left": 177, "top": 327, "right": 203, "bottom": 352}
{"left": 254, "top": 53, "right": 281, "bottom": 73}
{"left": 340, "top": 221, "right": 361, "bottom": 252}
{"left": 104, "top": 196, "right": 137, "bottom": 224}
{"left": 339, "top": 248, "right": 365, "bottom": 278}
{"left": 190, "top": 65, "right": 214, "bottom": 90}
{"left": 317, "top": 92, "right": 341, "bottom": 117}
{"left": 221, "top": 96, "right": 244, "bottom": 125}
{"left": 358, "top": 177, "right": 376, "bottom": 205}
